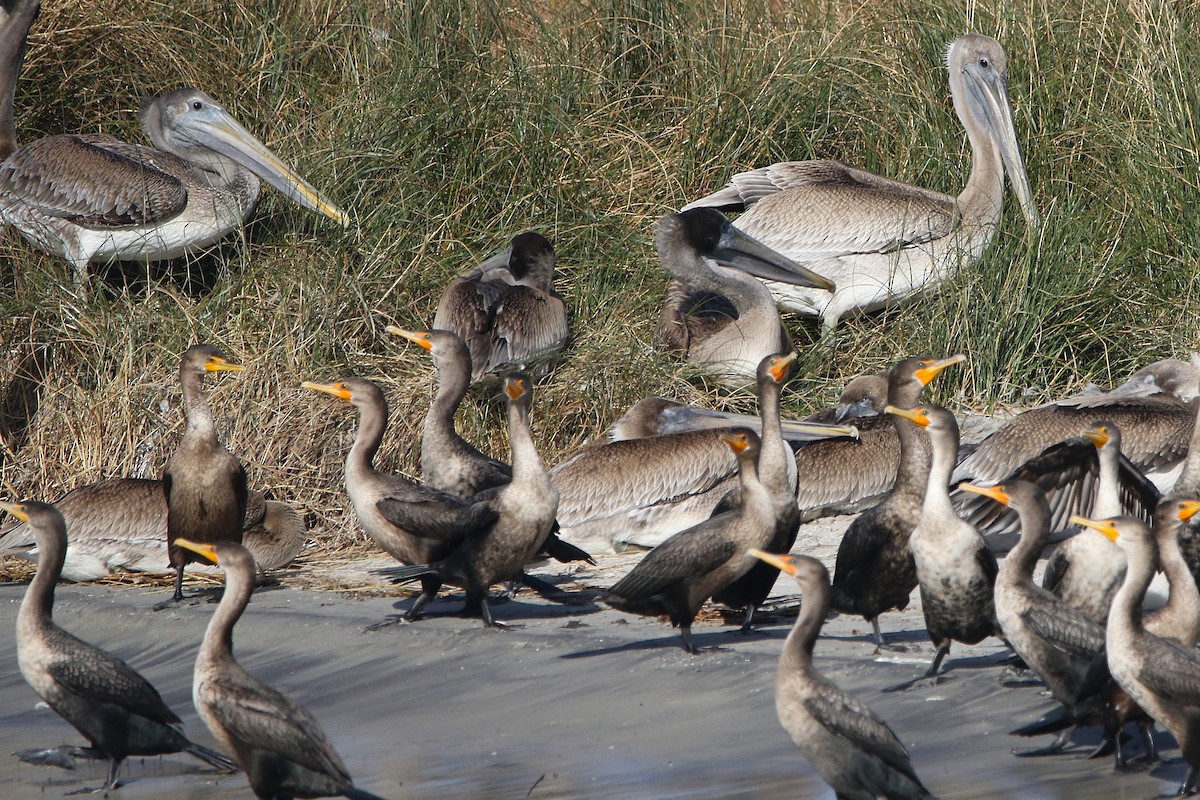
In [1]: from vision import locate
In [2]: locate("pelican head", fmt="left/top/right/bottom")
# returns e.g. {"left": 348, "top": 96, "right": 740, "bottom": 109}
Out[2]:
{"left": 140, "top": 88, "right": 345, "bottom": 225}
{"left": 946, "top": 34, "right": 1039, "bottom": 230}
{"left": 659, "top": 208, "right": 836, "bottom": 292}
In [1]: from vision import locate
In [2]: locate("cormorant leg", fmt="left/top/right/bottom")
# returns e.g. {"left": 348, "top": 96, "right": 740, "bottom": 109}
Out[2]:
{"left": 882, "top": 642, "right": 950, "bottom": 693}
{"left": 62, "top": 757, "right": 122, "bottom": 796}
{"left": 1133, "top": 722, "right": 1161, "bottom": 766}
{"left": 1178, "top": 765, "right": 1199, "bottom": 796}
{"left": 152, "top": 567, "right": 187, "bottom": 611}
{"left": 736, "top": 605, "right": 758, "bottom": 634}
{"left": 480, "top": 596, "right": 511, "bottom": 629}
{"left": 404, "top": 575, "right": 442, "bottom": 621}
{"left": 680, "top": 625, "right": 699, "bottom": 654}
{"left": 1012, "top": 726, "right": 1074, "bottom": 757}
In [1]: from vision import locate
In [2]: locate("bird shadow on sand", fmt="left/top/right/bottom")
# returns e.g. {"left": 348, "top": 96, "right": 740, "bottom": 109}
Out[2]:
{"left": 366, "top": 589, "right": 602, "bottom": 631}
{"left": 559, "top": 626, "right": 781, "bottom": 659}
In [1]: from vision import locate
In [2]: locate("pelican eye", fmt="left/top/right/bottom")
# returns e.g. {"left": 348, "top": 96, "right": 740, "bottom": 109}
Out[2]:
{"left": 979, "top": 57, "right": 989, "bottom": 68}
{"left": 191, "top": 100, "right": 203, "bottom": 111}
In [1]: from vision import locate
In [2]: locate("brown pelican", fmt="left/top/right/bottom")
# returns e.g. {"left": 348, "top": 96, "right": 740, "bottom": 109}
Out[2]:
{"left": 376, "top": 373, "right": 560, "bottom": 627}
{"left": 953, "top": 358, "right": 1200, "bottom": 493}
{"left": 161, "top": 344, "right": 248, "bottom": 607}
{"left": 0, "top": 477, "right": 304, "bottom": 580}
{"left": 959, "top": 481, "right": 1110, "bottom": 756}
{"left": 432, "top": 232, "right": 568, "bottom": 383}
{"left": 550, "top": 398, "right": 856, "bottom": 553}
{"left": 3, "top": 500, "right": 237, "bottom": 792}
{"left": 603, "top": 430, "right": 776, "bottom": 653}
{"left": 653, "top": 207, "right": 835, "bottom": 384}
{"left": 749, "top": 550, "right": 935, "bottom": 799}
{"left": 1077, "top": 514, "right": 1200, "bottom": 795}
{"left": 883, "top": 404, "right": 998, "bottom": 691}
{"left": 682, "top": 34, "right": 1038, "bottom": 335}
{"left": 0, "top": 0, "right": 344, "bottom": 287}
{"left": 175, "top": 539, "right": 386, "bottom": 800}
{"left": 830, "top": 354, "right": 964, "bottom": 648}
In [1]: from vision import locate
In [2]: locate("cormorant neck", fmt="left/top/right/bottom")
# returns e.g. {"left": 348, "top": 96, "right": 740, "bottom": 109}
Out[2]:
{"left": 181, "top": 369, "right": 217, "bottom": 442}
{"left": 348, "top": 396, "right": 386, "bottom": 475}
{"left": 1093, "top": 443, "right": 1121, "bottom": 519}
{"left": 1112, "top": 539, "right": 1156, "bottom": 637}
{"left": 428, "top": 350, "right": 470, "bottom": 429}
{"left": 200, "top": 559, "right": 254, "bottom": 662}
{"left": 20, "top": 523, "right": 65, "bottom": 627}
{"left": 921, "top": 424, "right": 958, "bottom": 517}
{"left": 780, "top": 577, "right": 829, "bottom": 668}
{"left": 507, "top": 401, "right": 543, "bottom": 483}
{"left": 1153, "top": 516, "right": 1200, "bottom": 645}
{"left": 756, "top": 377, "right": 797, "bottom": 500}
{"left": 888, "top": 379, "right": 931, "bottom": 497}
{"left": 1006, "top": 502, "right": 1050, "bottom": 579}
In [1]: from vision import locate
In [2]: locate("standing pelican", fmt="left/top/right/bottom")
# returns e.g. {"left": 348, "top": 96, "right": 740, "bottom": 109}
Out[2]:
{"left": 4, "top": 500, "right": 237, "bottom": 792}
{"left": 433, "top": 232, "right": 568, "bottom": 383}
{"left": 0, "top": 0, "right": 344, "bottom": 286}
{"left": 176, "top": 539, "right": 386, "bottom": 800}
{"left": 682, "top": 34, "right": 1038, "bottom": 334}
{"left": 749, "top": 550, "right": 935, "bottom": 799}
{"left": 654, "top": 207, "right": 835, "bottom": 383}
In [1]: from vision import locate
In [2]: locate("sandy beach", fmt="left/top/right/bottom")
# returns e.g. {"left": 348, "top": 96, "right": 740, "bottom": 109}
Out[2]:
{"left": 0, "top": 508, "right": 1184, "bottom": 800}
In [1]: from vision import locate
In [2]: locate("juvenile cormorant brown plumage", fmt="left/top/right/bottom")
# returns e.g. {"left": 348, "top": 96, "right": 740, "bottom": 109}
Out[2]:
{"left": 883, "top": 405, "right": 998, "bottom": 691}
{"left": 830, "top": 354, "right": 965, "bottom": 648}
{"left": 602, "top": 429, "right": 776, "bottom": 653}
{"left": 3, "top": 500, "right": 237, "bottom": 792}
{"left": 176, "top": 538, "right": 386, "bottom": 800}
{"left": 161, "top": 344, "right": 248, "bottom": 606}
{"left": 750, "top": 549, "right": 935, "bottom": 799}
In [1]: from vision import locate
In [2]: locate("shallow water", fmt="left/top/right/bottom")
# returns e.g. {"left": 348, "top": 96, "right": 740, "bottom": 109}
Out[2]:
{"left": 0, "top": 577, "right": 1181, "bottom": 799}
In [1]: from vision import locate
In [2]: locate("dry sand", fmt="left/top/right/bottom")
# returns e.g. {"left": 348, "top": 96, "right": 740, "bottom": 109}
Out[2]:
{"left": 0, "top": 507, "right": 1186, "bottom": 800}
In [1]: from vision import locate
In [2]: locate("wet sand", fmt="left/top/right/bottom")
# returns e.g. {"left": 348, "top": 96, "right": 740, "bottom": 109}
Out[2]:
{"left": 0, "top": 516, "right": 1184, "bottom": 799}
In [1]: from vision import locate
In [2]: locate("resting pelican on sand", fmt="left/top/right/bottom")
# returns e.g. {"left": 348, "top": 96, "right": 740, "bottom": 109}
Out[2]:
{"left": 682, "top": 34, "right": 1038, "bottom": 334}
{"left": 0, "top": 0, "right": 344, "bottom": 286}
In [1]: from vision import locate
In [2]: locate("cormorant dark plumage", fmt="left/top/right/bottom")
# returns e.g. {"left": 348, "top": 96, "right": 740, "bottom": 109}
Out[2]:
{"left": 162, "top": 344, "right": 249, "bottom": 605}
{"left": 374, "top": 373, "right": 560, "bottom": 626}
{"left": 711, "top": 352, "right": 802, "bottom": 631}
{"left": 750, "top": 549, "right": 935, "bottom": 799}
{"left": 603, "top": 429, "right": 776, "bottom": 653}
{"left": 1077, "top": 514, "right": 1200, "bottom": 796}
{"left": 3, "top": 500, "right": 237, "bottom": 792}
{"left": 830, "top": 354, "right": 965, "bottom": 648}
{"left": 176, "top": 538, "right": 387, "bottom": 800}
{"left": 959, "top": 481, "right": 1110, "bottom": 756}
{"left": 883, "top": 404, "right": 998, "bottom": 691}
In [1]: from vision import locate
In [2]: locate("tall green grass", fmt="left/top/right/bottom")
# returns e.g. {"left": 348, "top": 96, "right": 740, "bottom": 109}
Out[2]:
{"left": 2, "top": 0, "right": 1199, "bottom": 554}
